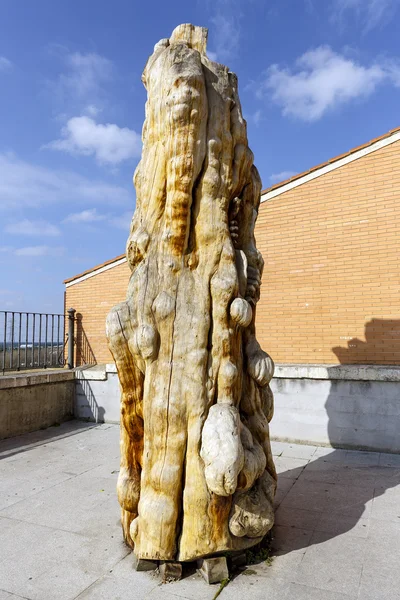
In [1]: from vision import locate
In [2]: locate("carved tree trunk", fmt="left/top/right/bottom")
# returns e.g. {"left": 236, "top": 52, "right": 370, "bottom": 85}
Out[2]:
{"left": 106, "top": 23, "right": 276, "bottom": 562}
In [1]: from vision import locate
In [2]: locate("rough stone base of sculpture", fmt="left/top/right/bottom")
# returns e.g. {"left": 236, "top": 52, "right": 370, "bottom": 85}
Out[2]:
{"left": 106, "top": 23, "right": 277, "bottom": 563}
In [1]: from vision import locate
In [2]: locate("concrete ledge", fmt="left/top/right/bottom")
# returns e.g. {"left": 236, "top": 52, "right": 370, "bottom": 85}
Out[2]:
{"left": 75, "top": 363, "right": 117, "bottom": 381}
{"left": 274, "top": 364, "right": 400, "bottom": 382}
{"left": 0, "top": 369, "right": 75, "bottom": 390}
{"left": 73, "top": 363, "right": 400, "bottom": 452}
{"left": 79, "top": 362, "right": 400, "bottom": 383}
{"left": 0, "top": 372, "right": 75, "bottom": 439}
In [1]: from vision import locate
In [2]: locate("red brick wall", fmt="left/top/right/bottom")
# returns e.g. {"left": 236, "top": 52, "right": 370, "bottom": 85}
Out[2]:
{"left": 65, "top": 261, "right": 130, "bottom": 365}
{"left": 65, "top": 138, "right": 400, "bottom": 365}
{"left": 255, "top": 138, "right": 400, "bottom": 364}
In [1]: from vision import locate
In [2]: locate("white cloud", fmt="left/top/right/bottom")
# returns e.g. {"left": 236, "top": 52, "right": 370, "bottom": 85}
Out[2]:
{"left": 0, "top": 152, "right": 132, "bottom": 211}
{"left": 210, "top": 14, "right": 240, "bottom": 63}
{"left": 84, "top": 104, "right": 102, "bottom": 117}
{"left": 110, "top": 211, "right": 132, "bottom": 230}
{"left": 63, "top": 208, "right": 107, "bottom": 223}
{"left": 246, "top": 109, "right": 263, "bottom": 126}
{"left": 332, "top": 0, "right": 400, "bottom": 32}
{"left": 14, "top": 246, "right": 64, "bottom": 257}
{"left": 62, "top": 208, "right": 133, "bottom": 230}
{"left": 53, "top": 51, "right": 113, "bottom": 106}
{"left": 259, "top": 46, "right": 400, "bottom": 121}
{"left": 5, "top": 219, "right": 61, "bottom": 237}
{"left": 0, "top": 56, "right": 12, "bottom": 71}
{"left": 45, "top": 116, "right": 141, "bottom": 165}
{"left": 269, "top": 171, "right": 298, "bottom": 184}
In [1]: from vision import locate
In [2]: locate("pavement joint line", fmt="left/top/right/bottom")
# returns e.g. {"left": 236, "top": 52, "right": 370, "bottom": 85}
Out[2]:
{"left": 0, "top": 513, "right": 112, "bottom": 538}
{"left": 0, "top": 588, "right": 32, "bottom": 600}
{"left": 0, "top": 460, "right": 108, "bottom": 517}
{"left": 0, "top": 425, "right": 102, "bottom": 460}
{"left": 0, "top": 475, "right": 76, "bottom": 515}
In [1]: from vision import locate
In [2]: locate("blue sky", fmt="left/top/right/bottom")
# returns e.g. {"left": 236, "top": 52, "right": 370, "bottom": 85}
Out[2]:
{"left": 0, "top": 0, "right": 399, "bottom": 314}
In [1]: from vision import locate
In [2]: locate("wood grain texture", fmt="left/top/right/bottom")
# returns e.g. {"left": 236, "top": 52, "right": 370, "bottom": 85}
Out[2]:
{"left": 106, "top": 23, "right": 276, "bottom": 562}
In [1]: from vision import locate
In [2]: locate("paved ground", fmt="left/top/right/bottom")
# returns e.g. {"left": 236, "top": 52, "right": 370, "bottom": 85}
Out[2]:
{"left": 1, "top": 422, "right": 399, "bottom": 600}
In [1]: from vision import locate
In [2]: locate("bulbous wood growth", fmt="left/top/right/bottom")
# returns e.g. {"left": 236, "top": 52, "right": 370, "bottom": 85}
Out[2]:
{"left": 106, "top": 23, "right": 277, "bottom": 562}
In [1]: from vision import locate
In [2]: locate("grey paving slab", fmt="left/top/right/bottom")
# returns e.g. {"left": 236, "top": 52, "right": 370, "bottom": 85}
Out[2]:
{"left": 219, "top": 573, "right": 290, "bottom": 600}
{"left": 280, "top": 479, "right": 334, "bottom": 512}
{"left": 280, "top": 443, "right": 317, "bottom": 461}
{"left": 273, "top": 456, "right": 309, "bottom": 479}
{"left": 0, "top": 472, "right": 120, "bottom": 537}
{"left": 274, "top": 475, "right": 295, "bottom": 497}
{"left": 271, "top": 524, "right": 314, "bottom": 557}
{"left": 275, "top": 506, "right": 320, "bottom": 531}
{"left": 0, "top": 471, "right": 75, "bottom": 512}
{"left": 147, "top": 587, "right": 202, "bottom": 600}
{"left": 358, "top": 573, "right": 400, "bottom": 600}
{"left": 371, "top": 485, "right": 400, "bottom": 523}
{"left": 315, "top": 512, "right": 370, "bottom": 539}
{"left": 0, "top": 523, "right": 129, "bottom": 599}
{"left": 344, "top": 450, "right": 380, "bottom": 467}
{"left": 379, "top": 452, "right": 400, "bottom": 467}
{"left": 373, "top": 466, "right": 400, "bottom": 489}
{"left": 0, "top": 515, "right": 20, "bottom": 536}
{"left": 74, "top": 573, "right": 159, "bottom": 600}
{"left": 0, "top": 592, "right": 27, "bottom": 600}
{"left": 299, "top": 459, "right": 342, "bottom": 483}
{"left": 1, "top": 421, "right": 399, "bottom": 600}
{"left": 149, "top": 573, "right": 216, "bottom": 600}
{"left": 312, "top": 447, "right": 348, "bottom": 462}
{"left": 293, "top": 532, "right": 367, "bottom": 597}
{"left": 270, "top": 440, "right": 291, "bottom": 456}
{"left": 362, "top": 519, "right": 400, "bottom": 582}
{"left": 287, "top": 583, "right": 356, "bottom": 600}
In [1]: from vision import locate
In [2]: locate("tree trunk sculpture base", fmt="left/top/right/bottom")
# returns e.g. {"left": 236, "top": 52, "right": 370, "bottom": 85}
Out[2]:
{"left": 197, "top": 557, "right": 229, "bottom": 584}
{"left": 106, "top": 23, "right": 277, "bottom": 565}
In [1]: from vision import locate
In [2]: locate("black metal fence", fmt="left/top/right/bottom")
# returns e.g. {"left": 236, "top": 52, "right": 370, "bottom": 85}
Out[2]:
{"left": 0, "top": 311, "right": 66, "bottom": 373}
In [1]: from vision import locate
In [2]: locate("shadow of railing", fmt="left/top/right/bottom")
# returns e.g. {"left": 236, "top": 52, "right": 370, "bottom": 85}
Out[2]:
{"left": 75, "top": 313, "right": 97, "bottom": 367}
{"left": 75, "top": 374, "right": 106, "bottom": 424}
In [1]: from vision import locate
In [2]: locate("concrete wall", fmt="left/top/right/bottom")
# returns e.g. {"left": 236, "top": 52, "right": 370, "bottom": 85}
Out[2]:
{"left": 75, "top": 363, "right": 400, "bottom": 453}
{"left": 271, "top": 365, "right": 400, "bottom": 453}
{"left": 75, "top": 364, "right": 120, "bottom": 423}
{"left": 0, "top": 370, "right": 75, "bottom": 440}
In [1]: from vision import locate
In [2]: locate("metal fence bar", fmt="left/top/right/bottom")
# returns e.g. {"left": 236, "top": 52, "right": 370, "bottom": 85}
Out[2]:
{"left": 45, "top": 314, "right": 48, "bottom": 368}
{"left": 10, "top": 312, "right": 14, "bottom": 370}
{"left": 57, "top": 315, "right": 60, "bottom": 368}
{"left": 51, "top": 315, "right": 54, "bottom": 367}
{"left": 38, "top": 314, "right": 42, "bottom": 368}
{"left": 1, "top": 310, "right": 67, "bottom": 373}
{"left": 3, "top": 312, "right": 7, "bottom": 372}
{"left": 25, "top": 313, "right": 28, "bottom": 369}
{"left": 17, "top": 313, "right": 21, "bottom": 370}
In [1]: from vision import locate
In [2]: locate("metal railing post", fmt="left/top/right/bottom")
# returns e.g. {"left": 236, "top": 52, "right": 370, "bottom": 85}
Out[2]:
{"left": 67, "top": 308, "right": 76, "bottom": 369}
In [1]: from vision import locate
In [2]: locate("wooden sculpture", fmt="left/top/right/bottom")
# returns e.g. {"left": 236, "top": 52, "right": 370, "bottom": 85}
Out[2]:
{"left": 106, "top": 23, "right": 276, "bottom": 566}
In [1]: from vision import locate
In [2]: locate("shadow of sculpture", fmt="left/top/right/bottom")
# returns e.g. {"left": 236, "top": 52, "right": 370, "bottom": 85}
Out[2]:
{"left": 270, "top": 318, "right": 400, "bottom": 559}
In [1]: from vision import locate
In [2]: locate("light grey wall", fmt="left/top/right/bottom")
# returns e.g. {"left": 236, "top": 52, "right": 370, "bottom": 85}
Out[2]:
{"left": 75, "top": 364, "right": 400, "bottom": 453}
{"left": 0, "top": 371, "right": 75, "bottom": 440}
{"left": 75, "top": 365, "right": 120, "bottom": 423}
{"left": 270, "top": 376, "right": 400, "bottom": 453}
